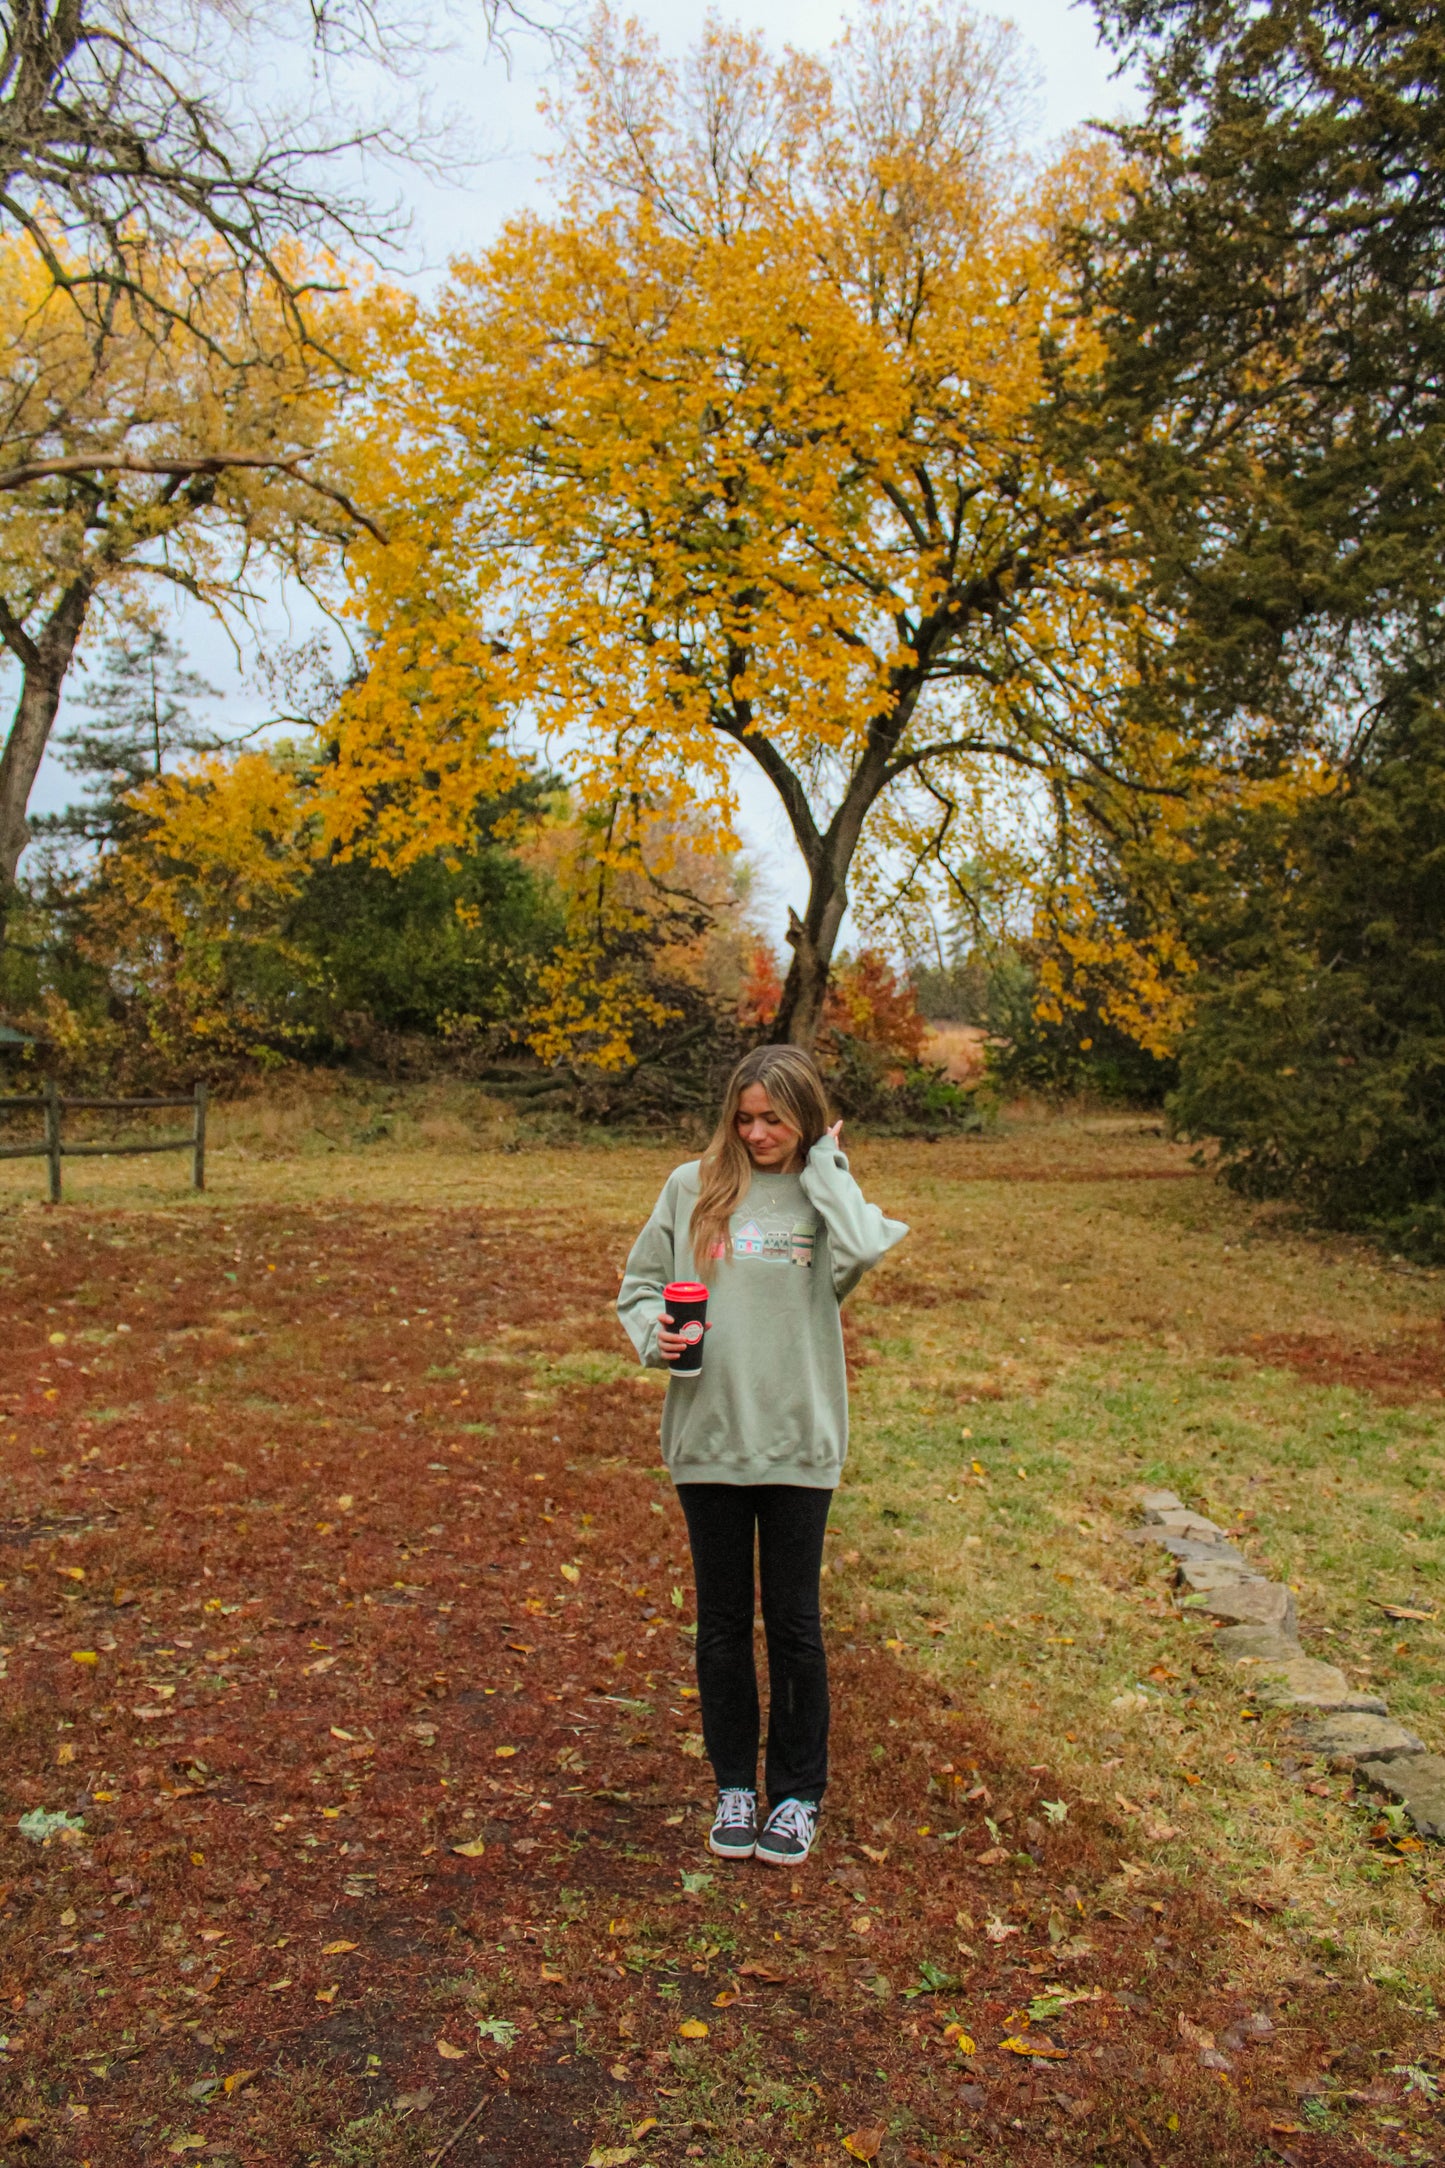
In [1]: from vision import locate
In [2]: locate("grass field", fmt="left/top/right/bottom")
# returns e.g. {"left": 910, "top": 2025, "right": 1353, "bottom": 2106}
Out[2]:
{"left": 2, "top": 1096, "right": 1443, "bottom": 2167}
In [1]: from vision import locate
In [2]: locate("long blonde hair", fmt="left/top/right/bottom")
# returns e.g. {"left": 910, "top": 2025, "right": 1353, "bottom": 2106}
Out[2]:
{"left": 689, "top": 1046, "right": 833, "bottom": 1280}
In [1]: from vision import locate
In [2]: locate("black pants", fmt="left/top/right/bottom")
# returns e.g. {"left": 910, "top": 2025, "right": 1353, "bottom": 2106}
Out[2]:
{"left": 676, "top": 1482, "right": 832, "bottom": 1807}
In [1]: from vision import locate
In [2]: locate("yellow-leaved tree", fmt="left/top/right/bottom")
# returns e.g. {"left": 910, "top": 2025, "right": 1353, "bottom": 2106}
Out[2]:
{"left": 331, "top": 1, "right": 1187, "bottom": 1051}
{"left": 0, "top": 234, "right": 381, "bottom": 904}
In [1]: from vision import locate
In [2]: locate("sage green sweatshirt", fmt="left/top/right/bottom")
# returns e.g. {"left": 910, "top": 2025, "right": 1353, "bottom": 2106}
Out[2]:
{"left": 616, "top": 1140, "right": 908, "bottom": 1488}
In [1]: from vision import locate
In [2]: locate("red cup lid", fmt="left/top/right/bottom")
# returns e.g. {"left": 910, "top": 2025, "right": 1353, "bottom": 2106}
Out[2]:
{"left": 664, "top": 1281, "right": 708, "bottom": 1300}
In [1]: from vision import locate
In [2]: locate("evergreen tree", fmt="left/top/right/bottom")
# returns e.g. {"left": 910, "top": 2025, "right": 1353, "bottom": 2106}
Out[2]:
{"left": 1081, "top": 0, "right": 1445, "bottom": 740}
{"left": 1170, "top": 673, "right": 1445, "bottom": 1255}
{"left": 34, "top": 631, "right": 221, "bottom": 857}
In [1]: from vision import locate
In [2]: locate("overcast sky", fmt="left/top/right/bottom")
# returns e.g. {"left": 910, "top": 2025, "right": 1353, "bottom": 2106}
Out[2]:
{"left": 17, "top": 0, "right": 1137, "bottom": 942}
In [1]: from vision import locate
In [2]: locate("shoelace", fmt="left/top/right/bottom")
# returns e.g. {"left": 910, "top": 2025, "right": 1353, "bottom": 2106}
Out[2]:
{"left": 715, "top": 1788, "right": 756, "bottom": 1829}
{"left": 765, "top": 1797, "right": 817, "bottom": 1843}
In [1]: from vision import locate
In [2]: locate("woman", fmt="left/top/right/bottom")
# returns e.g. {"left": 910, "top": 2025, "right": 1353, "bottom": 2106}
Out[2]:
{"left": 617, "top": 1045, "right": 907, "bottom": 1867}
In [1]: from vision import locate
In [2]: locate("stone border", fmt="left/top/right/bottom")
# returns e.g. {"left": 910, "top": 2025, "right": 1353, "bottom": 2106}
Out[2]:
{"left": 1128, "top": 1488, "right": 1445, "bottom": 1839}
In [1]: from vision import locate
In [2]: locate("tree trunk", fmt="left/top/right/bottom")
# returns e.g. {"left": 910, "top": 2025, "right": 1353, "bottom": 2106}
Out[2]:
{"left": 732, "top": 671, "right": 922, "bottom": 1054}
{"left": 771, "top": 858, "right": 850, "bottom": 1050}
{"left": 0, "top": 578, "right": 93, "bottom": 898}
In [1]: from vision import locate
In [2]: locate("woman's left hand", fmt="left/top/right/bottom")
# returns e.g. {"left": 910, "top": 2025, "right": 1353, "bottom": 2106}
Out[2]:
{"left": 826, "top": 1119, "right": 844, "bottom": 1147}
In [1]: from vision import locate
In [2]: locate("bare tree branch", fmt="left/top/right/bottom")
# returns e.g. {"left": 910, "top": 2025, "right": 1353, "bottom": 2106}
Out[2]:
{"left": 0, "top": 448, "right": 387, "bottom": 540}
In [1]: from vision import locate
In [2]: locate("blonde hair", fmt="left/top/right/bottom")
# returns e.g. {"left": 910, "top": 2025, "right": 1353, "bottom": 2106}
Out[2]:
{"left": 689, "top": 1046, "right": 833, "bottom": 1281}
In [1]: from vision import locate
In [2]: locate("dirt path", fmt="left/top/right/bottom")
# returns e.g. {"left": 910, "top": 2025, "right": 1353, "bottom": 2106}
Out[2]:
{"left": 0, "top": 1205, "right": 1431, "bottom": 2167}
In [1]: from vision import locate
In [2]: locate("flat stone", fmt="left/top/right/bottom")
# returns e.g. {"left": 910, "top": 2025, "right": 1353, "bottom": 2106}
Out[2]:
{"left": 1250, "top": 1657, "right": 1388, "bottom": 1714}
{"left": 1152, "top": 1509, "right": 1231, "bottom": 1541}
{"left": 1139, "top": 1489, "right": 1186, "bottom": 1515}
{"left": 1214, "top": 1624, "right": 1301, "bottom": 1662}
{"left": 1178, "top": 1558, "right": 1263, "bottom": 1592}
{"left": 1356, "top": 1754, "right": 1445, "bottom": 1839}
{"left": 1296, "top": 1713, "right": 1426, "bottom": 1764}
{"left": 1182, "top": 1580, "right": 1297, "bottom": 1632}
{"left": 1150, "top": 1533, "right": 1250, "bottom": 1565}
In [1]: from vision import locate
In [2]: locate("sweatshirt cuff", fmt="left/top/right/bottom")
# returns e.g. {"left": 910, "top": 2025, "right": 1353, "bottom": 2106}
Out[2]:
{"left": 806, "top": 1138, "right": 848, "bottom": 1173}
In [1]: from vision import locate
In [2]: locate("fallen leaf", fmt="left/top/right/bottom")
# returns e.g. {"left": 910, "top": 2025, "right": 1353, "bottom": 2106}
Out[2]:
{"left": 330, "top": 1726, "right": 355, "bottom": 1741}
{"left": 976, "top": 1846, "right": 1010, "bottom": 1866}
{"left": 850, "top": 1914, "right": 874, "bottom": 1935}
{"left": 495, "top": 1745, "right": 518, "bottom": 1759}
{"left": 452, "top": 1838, "right": 487, "bottom": 1858}
{"left": 70, "top": 1650, "right": 98, "bottom": 1666}
{"left": 944, "top": 2025, "right": 977, "bottom": 2053}
{"left": 737, "top": 1961, "right": 784, "bottom": 1981}
{"left": 985, "top": 1917, "right": 1021, "bottom": 1943}
{"left": 713, "top": 1989, "right": 739, "bottom": 2007}
{"left": 842, "top": 2129, "right": 886, "bottom": 2161}
{"left": 585, "top": 2151, "right": 637, "bottom": 2168}
{"left": 322, "top": 1940, "right": 358, "bottom": 1956}
{"left": 859, "top": 1843, "right": 888, "bottom": 1864}
{"left": 540, "top": 1963, "right": 565, "bottom": 1983}
{"left": 436, "top": 2039, "right": 466, "bottom": 2060}
{"left": 1002, "top": 2035, "right": 1069, "bottom": 2059}
{"left": 1144, "top": 1819, "right": 1181, "bottom": 1842}
{"left": 631, "top": 2118, "right": 658, "bottom": 2139}
{"left": 1269, "top": 2121, "right": 1306, "bottom": 2136}
{"left": 609, "top": 2060, "right": 630, "bottom": 2080}
{"left": 560, "top": 1563, "right": 581, "bottom": 1584}
{"left": 393, "top": 2090, "right": 435, "bottom": 2113}
{"left": 169, "top": 2136, "right": 207, "bottom": 2155}
{"left": 607, "top": 1918, "right": 633, "bottom": 1937}
{"left": 677, "top": 2018, "right": 709, "bottom": 2039}
{"left": 315, "top": 1984, "right": 339, "bottom": 2004}
{"left": 303, "top": 1654, "right": 337, "bottom": 1675}
{"left": 57, "top": 1566, "right": 84, "bottom": 1582}
{"left": 1374, "top": 1602, "right": 1438, "bottom": 1622}
{"left": 1178, "top": 2015, "right": 1214, "bottom": 2051}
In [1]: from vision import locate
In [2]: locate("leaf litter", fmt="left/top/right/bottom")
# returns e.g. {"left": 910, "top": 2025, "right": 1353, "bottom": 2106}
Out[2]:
{"left": 0, "top": 1202, "right": 1438, "bottom": 2165}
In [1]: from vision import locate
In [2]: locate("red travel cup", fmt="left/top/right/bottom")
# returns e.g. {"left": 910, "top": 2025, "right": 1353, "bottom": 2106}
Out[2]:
{"left": 663, "top": 1281, "right": 708, "bottom": 1377}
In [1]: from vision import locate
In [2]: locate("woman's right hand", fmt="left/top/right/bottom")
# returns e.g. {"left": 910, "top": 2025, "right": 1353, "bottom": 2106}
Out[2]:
{"left": 657, "top": 1310, "right": 709, "bottom": 1360}
{"left": 657, "top": 1311, "right": 689, "bottom": 1360}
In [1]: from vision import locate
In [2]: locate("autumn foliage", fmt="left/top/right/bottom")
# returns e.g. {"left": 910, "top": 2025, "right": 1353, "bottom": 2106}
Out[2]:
{"left": 321, "top": 4, "right": 1179, "bottom": 1057}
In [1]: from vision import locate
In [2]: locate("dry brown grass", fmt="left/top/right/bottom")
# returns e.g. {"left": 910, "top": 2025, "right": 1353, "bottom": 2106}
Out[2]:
{"left": 5, "top": 1098, "right": 1444, "bottom": 2038}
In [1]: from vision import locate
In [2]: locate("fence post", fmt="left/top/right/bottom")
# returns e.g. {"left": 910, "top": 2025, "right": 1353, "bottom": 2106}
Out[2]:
{"left": 43, "top": 1076, "right": 61, "bottom": 1204}
{"left": 193, "top": 1080, "right": 208, "bottom": 1193}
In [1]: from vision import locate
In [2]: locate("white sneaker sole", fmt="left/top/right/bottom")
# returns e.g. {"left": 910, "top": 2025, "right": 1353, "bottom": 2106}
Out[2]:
{"left": 708, "top": 1833, "right": 757, "bottom": 1859}
{"left": 755, "top": 1836, "right": 814, "bottom": 1867}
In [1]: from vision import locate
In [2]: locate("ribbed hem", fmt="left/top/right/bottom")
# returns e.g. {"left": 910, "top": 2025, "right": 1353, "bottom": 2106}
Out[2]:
{"left": 667, "top": 1462, "right": 840, "bottom": 1489}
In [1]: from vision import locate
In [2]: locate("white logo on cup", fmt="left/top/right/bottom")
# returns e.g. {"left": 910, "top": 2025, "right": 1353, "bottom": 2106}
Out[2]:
{"left": 679, "top": 1321, "right": 704, "bottom": 1345}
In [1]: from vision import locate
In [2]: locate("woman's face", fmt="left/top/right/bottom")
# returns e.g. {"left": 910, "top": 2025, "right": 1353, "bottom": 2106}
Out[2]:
{"left": 735, "top": 1082, "right": 803, "bottom": 1170}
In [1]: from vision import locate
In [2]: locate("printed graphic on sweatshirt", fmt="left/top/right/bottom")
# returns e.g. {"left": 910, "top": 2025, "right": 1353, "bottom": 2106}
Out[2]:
{"left": 730, "top": 1209, "right": 816, "bottom": 1266}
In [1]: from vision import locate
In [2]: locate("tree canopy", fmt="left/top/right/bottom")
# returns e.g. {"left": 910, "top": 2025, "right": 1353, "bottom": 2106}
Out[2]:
{"left": 329, "top": 2, "right": 1186, "bottom": 1051}
{"left": 0, "top": 235, "right": 374, "bottom": 899}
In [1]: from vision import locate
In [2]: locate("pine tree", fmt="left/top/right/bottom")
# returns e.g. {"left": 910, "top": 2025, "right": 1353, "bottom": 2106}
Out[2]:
{"left": 35, "top": 631, "right": 221, "bottom": 857}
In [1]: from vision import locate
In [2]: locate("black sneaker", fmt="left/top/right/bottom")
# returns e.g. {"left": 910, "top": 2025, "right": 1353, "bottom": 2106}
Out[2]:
{"left": 755, "top": 1796, "right": 819, "bottom": 1867}
{"left": 708, "top": 1787, "right": 759, "bottom": 1859}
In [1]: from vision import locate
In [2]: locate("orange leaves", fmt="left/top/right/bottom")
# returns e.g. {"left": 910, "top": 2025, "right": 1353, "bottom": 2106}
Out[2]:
{"left": 1001, "top": 2034, "right": 1069, "bottom": 2060}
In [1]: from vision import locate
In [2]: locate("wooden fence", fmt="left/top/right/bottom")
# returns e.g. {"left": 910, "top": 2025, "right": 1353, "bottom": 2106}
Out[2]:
{"left": 0, "top": 1080, "right": 207, "bottom": 1202}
